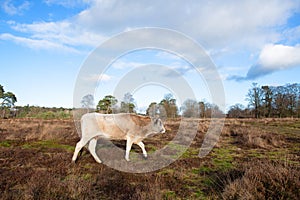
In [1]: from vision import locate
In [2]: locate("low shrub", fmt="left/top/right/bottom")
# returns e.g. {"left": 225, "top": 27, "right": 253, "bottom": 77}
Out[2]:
{"left": 208, "top": 160, "right": 300, "bottom": 200}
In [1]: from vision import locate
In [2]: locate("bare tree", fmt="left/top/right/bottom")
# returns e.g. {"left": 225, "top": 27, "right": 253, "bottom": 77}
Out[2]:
{"left": 246, "top": 83, "right": 264, "bottom": 118}
{"left": 181, "top": 99, "right": 199, "bottom": 118}
{"left": 262, "top": 86, "right": 273, "bottom": 117}
{"left": 227, "top": 104, "right": 245, "bottom": 118}
{"left": 159, "top": 93, "right": 178, "bottom": 119}
{"left": 120, "top": 92, "right": 136, "bottom": 113}
{"left": 81, "top": 94, "right": 94, "bottom": 112}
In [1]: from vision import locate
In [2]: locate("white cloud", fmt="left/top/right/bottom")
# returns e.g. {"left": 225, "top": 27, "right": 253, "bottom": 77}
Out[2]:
{"left": 1, "top": 0, "right": 299, "bottom": 55}
{"left": 75, "top": 0, "right": 297, "bottom": 49}
{"left": 99, "top": 74, "right": 112, "bottom": 82}
{"left": 43, "top": 0, "right": 91, "bottom": 8}
{"left": 0, "top": 33, "right": 79, "bottom": 53}
{"left": 229, "top": 44, "right": 300, "bottom": 81}
{"left": 10, "top": 20, "right": 106, "bottom": 48}
{"left": 110, "top": 56, "right": 192, "bottom": 76}
{"left": 111, "top": 60, "right": 144, "bottom": 69}
{"left": 85, "top": 74, "right": 113, "bottom": 82}
{"left": 1, "top": 0, "right": 30, "bottom": 15}
{"left": 259, "top": 44, "right": 300, "bottom": 69}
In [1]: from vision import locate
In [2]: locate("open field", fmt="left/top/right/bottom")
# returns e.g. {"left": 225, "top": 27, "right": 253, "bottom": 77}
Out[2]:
{"left": 0, "top": 118, "right": 299, "bottom": 199}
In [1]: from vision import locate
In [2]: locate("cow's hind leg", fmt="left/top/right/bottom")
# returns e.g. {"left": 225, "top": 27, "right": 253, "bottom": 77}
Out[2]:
{"left": 72, "top": 139, "right": 89, "bottom": 163}
{"left": 125, "top": 137, "right": 134, "bottom": 161}
{"left": 88, "top": 138, "right": 102, "bottom": 163}
{"left": 137, "top": 141, "right": 147, "bottom": 159}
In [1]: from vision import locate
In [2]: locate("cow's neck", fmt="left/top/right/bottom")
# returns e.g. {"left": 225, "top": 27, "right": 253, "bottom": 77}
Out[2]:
{"left": 141, "top": 124, "right": 152, "bottom": 132}
{"left": 144, "top": 125, "right": 158, "bottom": 137}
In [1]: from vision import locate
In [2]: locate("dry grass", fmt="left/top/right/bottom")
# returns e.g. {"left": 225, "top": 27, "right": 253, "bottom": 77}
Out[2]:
{"left": 222, "top": 120, "right": 285, "bottom": 149}
{"left": 221, "top": 160, "right": 300, "bottom": 200}
{"left": 0, "top": 118, "right": 299, "bottom": 199}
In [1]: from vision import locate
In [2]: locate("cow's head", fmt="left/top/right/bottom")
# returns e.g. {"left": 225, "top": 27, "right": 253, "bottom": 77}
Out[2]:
{"left": 151, "top": 117, "right": 166, "bottom": 134}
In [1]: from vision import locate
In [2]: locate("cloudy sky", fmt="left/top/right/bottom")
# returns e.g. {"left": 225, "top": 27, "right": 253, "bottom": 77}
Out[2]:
{"left": 1, "top": 0, "right": 300, "bottom": 111}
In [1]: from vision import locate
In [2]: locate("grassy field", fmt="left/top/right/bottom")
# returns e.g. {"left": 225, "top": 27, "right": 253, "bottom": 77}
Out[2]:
{"left": 0, "top": 118, "right": 299, "bottom": 199}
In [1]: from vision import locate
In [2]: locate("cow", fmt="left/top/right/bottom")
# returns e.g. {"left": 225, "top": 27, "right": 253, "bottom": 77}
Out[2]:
{"left": 72, "top": 113, "right": 166, "bottom": 163}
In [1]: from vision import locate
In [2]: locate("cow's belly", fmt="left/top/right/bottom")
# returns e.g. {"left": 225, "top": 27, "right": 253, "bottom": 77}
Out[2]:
{"left": 98, "top": 124, "right": 127, "bottom": 140}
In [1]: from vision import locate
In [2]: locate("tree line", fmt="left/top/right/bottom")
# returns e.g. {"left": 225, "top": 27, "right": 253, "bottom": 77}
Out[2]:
{"left": 228, "top": 83, "right": 300, "bottom": 118}
{"left": 82, "top": 93, "right": 224, "bottom": 118}
{"left": 1, "top": 82, "right": 299, "bottom": 119}
{"left": 81, "top": 93, "right": 180, "bottom": 118}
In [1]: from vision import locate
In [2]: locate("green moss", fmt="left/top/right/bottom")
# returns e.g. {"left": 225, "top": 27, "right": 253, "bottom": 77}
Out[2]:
{"left": 248, "top": 151, "right": 265, "bottom": 158}
{"left": 21, "top": 143, "right": 32, "bottom": 149}
{"left": 198, "top": 166, "right": 213, "bottom": 173}
{"left": 0, "top": 141, "right": 12, "bottom": 147}
{"left": 83, "top": 163, "right": 93, "bottom": 169}
{"left": 82, "top": 173, "right": 92, "bottom": 180}
{"left": 211, "top": 148, "right": 234, "bottom": 171}
{"left": 163, "top": 190, "right": 176, "bottom": 199}
{"left": 193, "top": 189, "right": 206, "bottom": 199}
{"left": 157, "top": 168, "right": 175, "bottom": 176}
{"left": 181, "top": 147, "right": 199, "bottom": 159}
{"left": 247, "top": 149, "right": 289, "bottom": 160}
{"left": 21, "top": 140, "right": 74, "bottom": 152}
{"left": 146, "top": 144, "right": 158, "bottom": 153}
{"left": 202, "top": 177, "right": 214, "bottom": 187}
{"left": 212, "top": 158, "right": 233, "bottom": 170}
{"left": 166, "top": 142, "right": 189, "bottom": 159}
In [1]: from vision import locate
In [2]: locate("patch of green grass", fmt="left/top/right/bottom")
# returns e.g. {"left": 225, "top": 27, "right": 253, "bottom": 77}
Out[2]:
{"left": 290, "top": 146, "right": 300, "bottom": 154}
{"left": 191, "top": 167, "right": 200, "bottom": 174}
{"left": 183, "top": 185, "right": 206, "bottom": 199}
{"left": 0, "top": 140, "right": 12, "bottom": 147}
{"left": 82, "top": 173, "right": 92, "bottom": 180}
{"left": 247, "top": 149, "right": 289, "bottom": 160}
{"left": 163, "top": 190, "right": 176, "bottom": 199}
{"left": 202, "top": 177, "right": 214, "bottom": 187}
{"left": 21, "top": 143, "right": 32, "bottom": 149}
{"left": 192, "top": 189, "right": 206, "bottom": 199}
{"left": 21, "top": 140, "right": 74, "bottom": 152}
{"left": 83, "top": 163, "right": 93, "bottom": 169}
{"left": 181, "top": 147, "right": 199, "bottom": 159}
{"left": 248, "top": 150, "right": 265, "bottom": 158}
{"left": 267, "top": 150, "right": 287, "bottom": 158}
{"left": 212, "top": 158, "right": 233, "bottom": 170}
{"left": 198, "top": 166, "right": 213, "bottom": 174}
{"left": 211, "top": 147, "right": 234, "bottom": 171}
{"left": 157, "top": 168, "right": 175, "bottom": 176}
{"left": 167, "top": 142, "right": 189, "bottom": 159}
{"left": 146, "top": 144, "right": 158, "bottom": 153}
{"left": 245, "top": 120, "right": 300, "bottom": 136}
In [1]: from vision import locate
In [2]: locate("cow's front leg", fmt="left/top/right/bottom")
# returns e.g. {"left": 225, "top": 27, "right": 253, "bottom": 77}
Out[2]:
{"left": 137, "top": 141, "right": 147, "bottom": 159}
{"left": 125, "top": 137, "right": 133, "bottom": 161}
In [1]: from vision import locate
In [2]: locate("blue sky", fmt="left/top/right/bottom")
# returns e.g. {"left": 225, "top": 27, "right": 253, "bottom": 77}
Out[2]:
{"left": 1, "top": 0, "right": 300, "bottom": 112}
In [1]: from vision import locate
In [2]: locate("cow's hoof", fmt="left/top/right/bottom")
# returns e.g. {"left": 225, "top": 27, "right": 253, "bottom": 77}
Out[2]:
{"left": 143, "top": 154, "right": 148, "bottom": 160}
{"left": 95, "top": 159, "right": 102, "bottom": 164}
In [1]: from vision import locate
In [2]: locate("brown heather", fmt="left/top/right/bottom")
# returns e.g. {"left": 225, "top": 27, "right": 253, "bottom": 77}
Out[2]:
{"left": 0, "top": 118, "right": 299, "bottom": 199}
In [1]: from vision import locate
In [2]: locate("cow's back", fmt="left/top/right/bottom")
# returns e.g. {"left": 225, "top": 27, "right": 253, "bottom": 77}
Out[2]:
{"left": 81, "top": 113, "right": 134, "bottom": 140}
